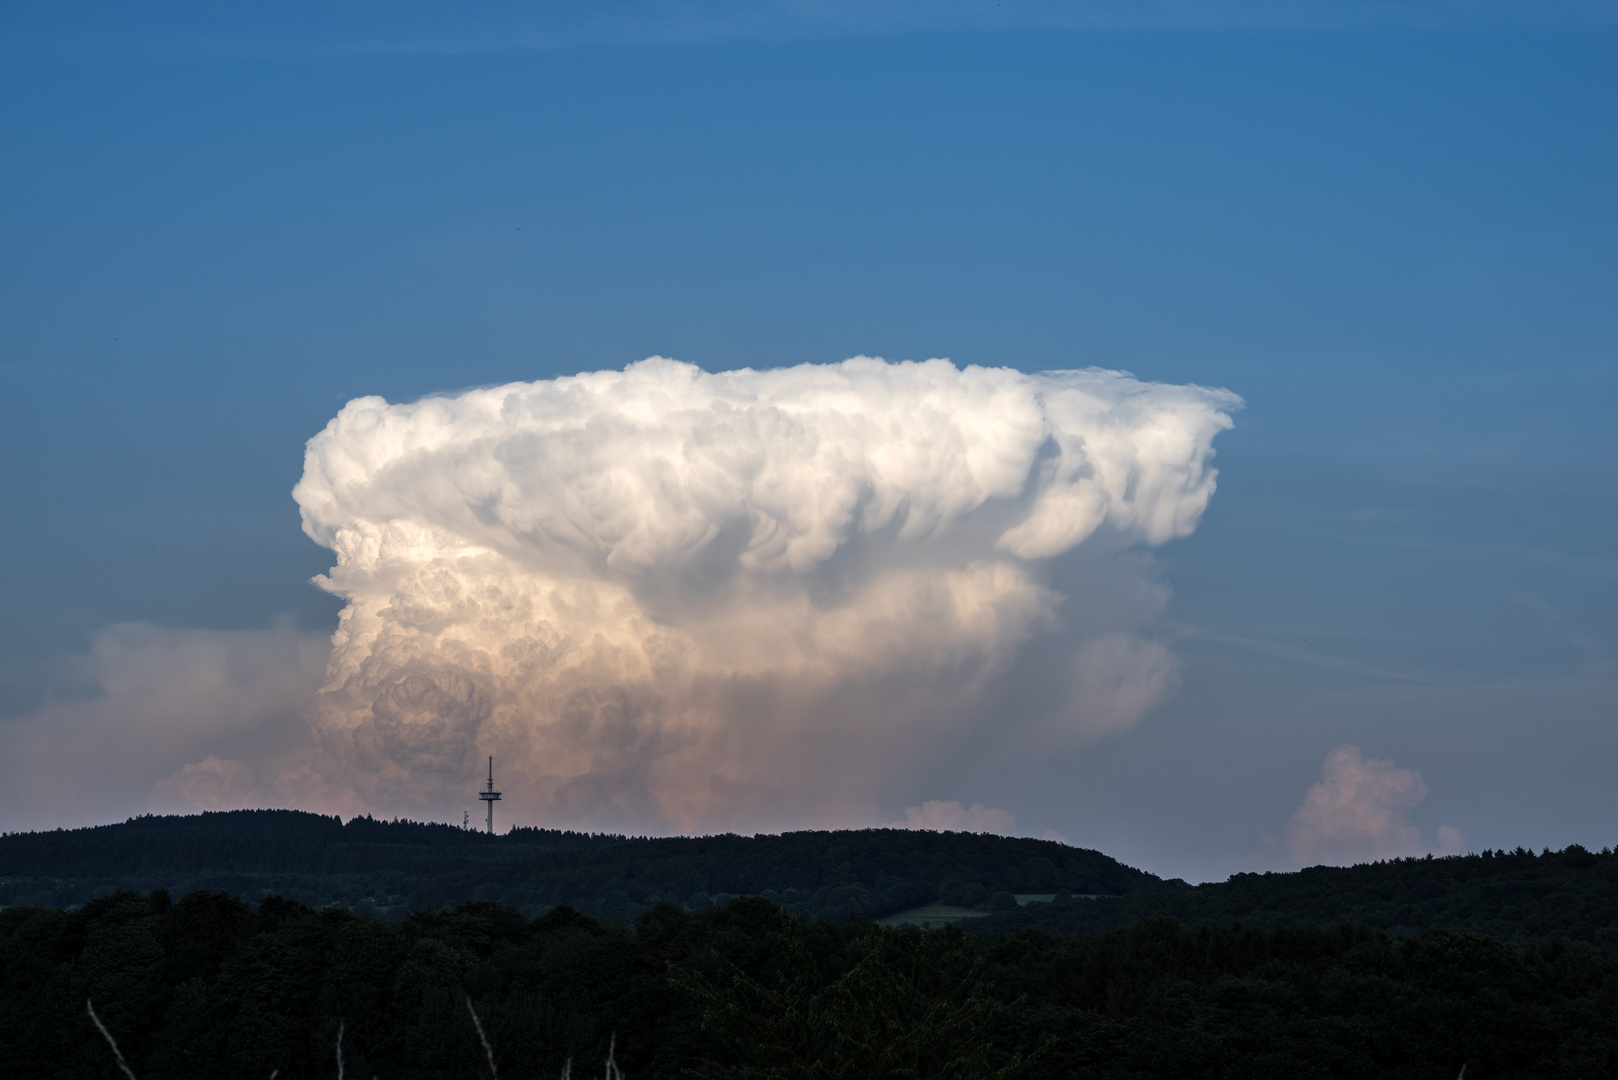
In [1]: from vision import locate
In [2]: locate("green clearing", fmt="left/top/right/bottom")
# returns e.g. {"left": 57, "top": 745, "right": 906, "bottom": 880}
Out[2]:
{"left": 878, "top": 894, "right": 1066, "bottom": 927}
{"left": 877, "top": 903, "right": 988, "bottom": 927}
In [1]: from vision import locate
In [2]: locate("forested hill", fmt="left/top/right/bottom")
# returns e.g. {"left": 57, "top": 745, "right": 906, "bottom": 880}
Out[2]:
{"left": 7, "top": 813, "right": 1616, "bottom": 950}
{"left": 0, "top": 809, "right": 1156, "bottom": 922}
{"left": 975, "top": 843, "right": 1618, "bottom": 948}
{"left": 0, "top": 810, "right": 628, "bottom": 875}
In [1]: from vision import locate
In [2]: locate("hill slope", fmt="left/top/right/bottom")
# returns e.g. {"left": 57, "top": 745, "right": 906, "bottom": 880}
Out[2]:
{"left": 971, "top": 843, "right": 1618, "bottom": 948}
{"left": 0, "top": 809, "right": 1156, "bottom": 921}
{"left": 6, "top": 813, "right": 1616, "bottom": 948}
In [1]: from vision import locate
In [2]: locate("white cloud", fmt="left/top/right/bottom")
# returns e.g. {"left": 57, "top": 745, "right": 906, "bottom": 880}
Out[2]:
{"left": 892, "top": 800, "right": 1016, "bottom": 835}
{"left": 0, "top": 357, "right": 1236, "bottom": 835}
{"left": 1286, "top": 745, "right": 1465, "bottom": 864}
{"left": 282, "top": 356, "right": 1237, "bottom": 832}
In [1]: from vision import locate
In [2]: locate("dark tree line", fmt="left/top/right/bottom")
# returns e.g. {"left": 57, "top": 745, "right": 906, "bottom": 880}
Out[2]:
{"left": 7, "top": 814, "right": 1617, "bottom": 951}
{"left": 3, "top": 890, "right": 1614, "bottom": 1080}
{"left": 975, "top": 844, "right": 1618, "bottom": 949}
{"left": 0, "top": 811, "right": 1156, "bottom": 923}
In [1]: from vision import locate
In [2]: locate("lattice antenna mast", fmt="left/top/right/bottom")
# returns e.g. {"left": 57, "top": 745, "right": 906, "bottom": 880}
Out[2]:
{"left": 477, "top": 756, "right": 502, "bottom": 835}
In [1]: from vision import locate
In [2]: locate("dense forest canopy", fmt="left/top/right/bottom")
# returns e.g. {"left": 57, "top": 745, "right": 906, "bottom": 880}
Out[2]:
{"left": 977, "top": 842, "right": 1618, "bottom": 949}
{"left": 5, "top": 815, "right": 1618, "bottom": 1077}
{"left": 3, "top": 890, "right": 1615, "bottom": 1080}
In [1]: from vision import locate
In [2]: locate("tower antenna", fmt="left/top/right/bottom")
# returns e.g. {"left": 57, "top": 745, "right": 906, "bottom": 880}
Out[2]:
{"left": 477, "top": 755, "right": 502, "bottom": 835}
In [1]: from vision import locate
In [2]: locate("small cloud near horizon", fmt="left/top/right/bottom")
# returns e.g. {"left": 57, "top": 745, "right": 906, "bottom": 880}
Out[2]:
{"left": 891, "top": 799, "right": 1016, "bottom": 835}
{"left": 1287, "top": 745, "right": 1465, "bottom": 865}
{"left": 150, "top": 755, "right": 262, "bottom": 813}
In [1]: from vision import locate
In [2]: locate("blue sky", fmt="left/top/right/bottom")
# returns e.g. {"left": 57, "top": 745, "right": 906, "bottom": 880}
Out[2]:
{"left": 1, "top": 2, "right": 1613, "bottom": 878}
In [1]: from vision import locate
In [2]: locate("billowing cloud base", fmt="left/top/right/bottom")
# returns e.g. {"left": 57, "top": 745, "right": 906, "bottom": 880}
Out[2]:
{"left": 275, "top": 357, "right": 1238, "bottom": 832}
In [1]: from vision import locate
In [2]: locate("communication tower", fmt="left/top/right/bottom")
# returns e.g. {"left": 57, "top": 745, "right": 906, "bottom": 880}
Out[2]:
{"left": 478, "top": 756, "right": 502, "bottom": 835}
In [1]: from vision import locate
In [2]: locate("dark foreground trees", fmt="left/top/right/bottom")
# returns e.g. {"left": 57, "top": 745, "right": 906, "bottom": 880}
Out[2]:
{"left": 676, "top": 919, "right": 1039, "bottom": 1080}
{"left": 1, "top": 890, "right": 1615, "bottom": 1079}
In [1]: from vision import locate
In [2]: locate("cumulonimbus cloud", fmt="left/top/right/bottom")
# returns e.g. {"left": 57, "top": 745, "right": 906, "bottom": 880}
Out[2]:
{"left": 281, "top": 356, "right": 1239, "bottom": 832}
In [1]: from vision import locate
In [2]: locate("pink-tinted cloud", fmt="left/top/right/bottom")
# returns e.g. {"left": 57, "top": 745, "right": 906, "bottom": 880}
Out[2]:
{"left": 151, "top": 755, "right": 260, "bottom": 813}
{"left": 891, "top": 800, "right": 1016, "bottom": 835}
{"left": 0, "top": 622, "right": 327, "bottom": 831}
{"left": 1287, "top": 745, "right": 1465, "bottom": 864}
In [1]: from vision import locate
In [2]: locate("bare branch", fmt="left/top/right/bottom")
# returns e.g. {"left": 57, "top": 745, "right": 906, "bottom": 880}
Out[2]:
{"left": 85, "top": 1000, "right": 138, "bottom": 1080}
{"left": 466, "top": 995, "right": 499, "bottom": 1080}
